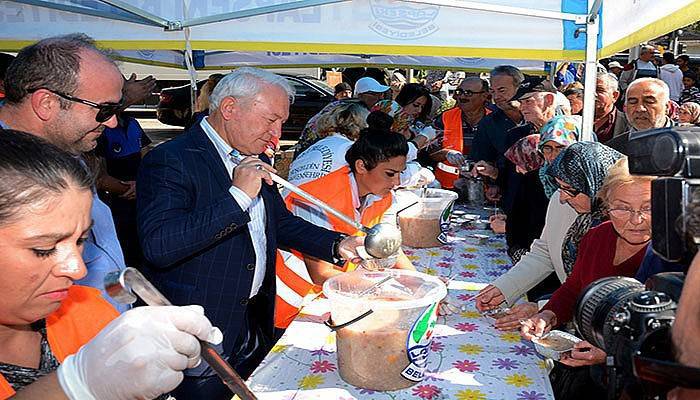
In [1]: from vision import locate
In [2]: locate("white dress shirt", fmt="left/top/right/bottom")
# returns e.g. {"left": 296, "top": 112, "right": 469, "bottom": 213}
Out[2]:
{"left": 201, "top": 117, "right": 267, "bottom": 298}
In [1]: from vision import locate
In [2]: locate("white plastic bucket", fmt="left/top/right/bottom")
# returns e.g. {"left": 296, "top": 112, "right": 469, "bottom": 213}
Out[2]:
{"left": 397, "top": 188, "right": 458, "bottom": 248}
{"left": 323, "top": 269, "right": 447, "bottom": 391}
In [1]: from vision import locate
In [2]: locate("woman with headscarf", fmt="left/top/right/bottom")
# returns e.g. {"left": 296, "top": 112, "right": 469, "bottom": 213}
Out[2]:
{"left": 538, "top": 115, "right": 581, "bottom": 198}
{"left": 475, "top": 142, "right": 624, "bottom": 331}
{"left": 678, "top": 102, "right": 700, "bottom": 126}
{"left": 496, "top": 135, "right": 549, "bottom": 264}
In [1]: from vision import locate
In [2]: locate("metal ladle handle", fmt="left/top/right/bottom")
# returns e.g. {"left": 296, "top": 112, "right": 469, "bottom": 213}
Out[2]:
{"left": 234, "top": 158, "right": 366, "bottom": 232}
{"left": 107, "top": 268, "right": 258, "bottom": 400}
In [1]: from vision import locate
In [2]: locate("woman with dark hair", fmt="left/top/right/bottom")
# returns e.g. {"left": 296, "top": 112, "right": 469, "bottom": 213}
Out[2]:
{"left": 0, "top": 130, "right": 220, "bottom": 399}
{"left": 274, "top": 118, "right": 416, "bottom": 329}
{"left": 372, "top": 83, "right": 434, "bottom": 139}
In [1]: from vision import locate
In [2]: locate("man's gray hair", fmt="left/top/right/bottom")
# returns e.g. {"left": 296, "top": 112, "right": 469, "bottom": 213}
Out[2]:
{"left": 490, "top": 65, "right": 525, "bottom": 88}
{"left": 461, "top": 76, "right": 490, "bottom": 92}
{"left": 626, "top": 77, "right": 670, "bottom": 104}
{"left": 3, "top": 33, "right": 109, "bottom": 107}
{"left": 596, "top": 72, "right": 619, "bottom": 94}
{"left": 640, "top": 44, "right": 656, "bottom": 55}
{"left": 210, "top": 67, "right": 295, "bottom": 112}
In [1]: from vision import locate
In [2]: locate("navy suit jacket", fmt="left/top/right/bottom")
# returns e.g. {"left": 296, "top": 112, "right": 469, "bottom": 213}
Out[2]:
{"left": 136, "top": 123, "right": 340, "bottom": 355}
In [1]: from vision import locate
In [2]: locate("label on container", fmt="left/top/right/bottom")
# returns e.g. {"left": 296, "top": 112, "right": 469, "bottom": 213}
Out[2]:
{"left": 437, "top": 200, "right": 455, "bottom": 244}
{"left": 401, "top": 302, "right": 439, "bottom": 382}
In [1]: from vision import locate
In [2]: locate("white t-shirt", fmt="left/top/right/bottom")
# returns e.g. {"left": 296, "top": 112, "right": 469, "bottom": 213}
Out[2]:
{"left": 287, "top": 133, "right": 421, "bottom": 187}
{"left": 636, "top": 60, "right": 657, "bottom": 71}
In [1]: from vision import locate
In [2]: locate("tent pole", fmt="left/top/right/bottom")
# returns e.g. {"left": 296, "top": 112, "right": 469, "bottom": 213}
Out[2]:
{"left": 97, "top": 0, "right": 170, "bottom": 28}
{"left": 581, "top": 10, "right": 599, "bottom": 142}
{"left": 10, "top": 0, "right": 159, "bottom": 26}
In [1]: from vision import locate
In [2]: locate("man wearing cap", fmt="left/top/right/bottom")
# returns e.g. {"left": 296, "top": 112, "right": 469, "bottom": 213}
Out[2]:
{"left": 607, "top": 61, "right": 623, "bottom": 78}
{"left": 471, "top": 76, "right": 558, "bottom": 214}
{"left": 333, "top": 82, "right": 352, "bottom": 100}
{"left": 293, "top": 77, "right": 389, "bottom": 156}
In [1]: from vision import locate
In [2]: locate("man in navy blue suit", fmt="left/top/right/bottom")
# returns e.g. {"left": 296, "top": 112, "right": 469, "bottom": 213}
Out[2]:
{"left": 137, "top": 67, "right": 363, "bottom": 399}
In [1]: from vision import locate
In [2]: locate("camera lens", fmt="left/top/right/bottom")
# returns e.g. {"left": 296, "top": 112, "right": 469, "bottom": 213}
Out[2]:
{"left": 575, "top": 277, "right": 645, "bottom": 350}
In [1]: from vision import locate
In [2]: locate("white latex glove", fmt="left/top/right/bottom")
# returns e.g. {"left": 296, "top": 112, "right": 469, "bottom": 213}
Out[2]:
{"left": 445, "top": 150, "right": 465, "bottom": 166}
{"left": 417, "top": 125, "right": 437, "bottom": 142}
{"left": 57, "top": 305, "right": 223, "bottom": 400}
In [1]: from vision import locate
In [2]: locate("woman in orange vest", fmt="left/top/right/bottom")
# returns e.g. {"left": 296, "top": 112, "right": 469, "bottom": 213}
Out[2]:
{"left": 275, "top": 120, "right": 416, "bottom": 328}
{"left": 0, "top": 130, "right": 220, "bottom": 399}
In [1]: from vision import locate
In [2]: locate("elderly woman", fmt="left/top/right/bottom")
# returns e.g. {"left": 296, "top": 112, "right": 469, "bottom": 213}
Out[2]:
{"left": 490, "top": 135, "right": 549, "bottom": 265}
{"left": 276, "top": 125, "right": 415, "bottom": 328}
{"left": 520, "top": 158, "right": 654, "bottom": 399}
{"left": 476, "top": 142, "right": 623, "bottom": 331}
{"left": 539, "top": 115, "right": 580, "bottom": 198}
{"left": 678, "top": 102, "right": 700, "bottom": 126}
{"left": 0, "top": 130, "right": 219, "bottom": 399}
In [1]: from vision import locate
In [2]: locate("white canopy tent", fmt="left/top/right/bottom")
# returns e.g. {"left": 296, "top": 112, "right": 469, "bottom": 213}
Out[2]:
{"left": 1, "top": 0, "right": 698, "bottom": 137}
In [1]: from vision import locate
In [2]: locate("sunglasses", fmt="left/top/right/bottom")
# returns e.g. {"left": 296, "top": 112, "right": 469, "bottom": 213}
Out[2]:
{"left": 454, "top": 88, "right": 486, "bottom": 97}
{"left": 29, "top": 88, "right": 123, "bottom": 123}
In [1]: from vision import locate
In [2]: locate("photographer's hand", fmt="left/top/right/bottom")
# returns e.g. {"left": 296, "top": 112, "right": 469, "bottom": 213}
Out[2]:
{"left": 520, "top": 310, "right": 556, "bottom": 341}
{"left": 559, "top": 341, "right": 606, "bottom": 367}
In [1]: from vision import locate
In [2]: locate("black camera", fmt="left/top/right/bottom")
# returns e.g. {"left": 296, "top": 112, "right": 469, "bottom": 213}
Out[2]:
{"left": 570, "top": 126, "right": 700, "bottom": 399}
{"left": 575, "top": 274, "right": 684, "bottom": 399}
{"left": 625, "top": 126, "right": 700, "bottom": 262}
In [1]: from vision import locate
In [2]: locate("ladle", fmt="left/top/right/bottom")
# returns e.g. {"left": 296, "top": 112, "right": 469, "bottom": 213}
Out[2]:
{"left": 104, "top": 268, "right": 257, "bottom": 400}
{"left": 234, "top": 158, "right": 402, "bottom": 259}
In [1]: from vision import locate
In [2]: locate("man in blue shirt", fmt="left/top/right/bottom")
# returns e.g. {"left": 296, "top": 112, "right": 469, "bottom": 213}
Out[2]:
{"left": 0, "top": 34, "right": 129, "bottom": 312}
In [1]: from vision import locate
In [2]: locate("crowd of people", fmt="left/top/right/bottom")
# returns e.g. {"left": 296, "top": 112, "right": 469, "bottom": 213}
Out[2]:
{"left": 1, "top": 33, "right": 700, "bottom": 400}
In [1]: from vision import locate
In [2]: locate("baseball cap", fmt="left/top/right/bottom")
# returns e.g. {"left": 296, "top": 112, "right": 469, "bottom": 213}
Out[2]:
{"left": 354, "top": 77, "right": 390, "bottom": 96}
{"left": 511, "top": 76, "right": 557, "bottom": 101}
{"left": 607, "top": 61, "right": 623, "bottom": 69}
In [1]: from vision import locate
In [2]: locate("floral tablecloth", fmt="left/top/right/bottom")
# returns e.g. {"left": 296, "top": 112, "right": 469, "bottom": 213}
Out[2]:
{"left": 247, "top": 206, "right": 554, "bottom": 400}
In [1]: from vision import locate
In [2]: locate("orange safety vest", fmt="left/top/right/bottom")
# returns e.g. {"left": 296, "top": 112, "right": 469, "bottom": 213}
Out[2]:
{"left": 0, "top": 285, "right": 119, "bottom": 398}
{"left": 274, "top": 166, "right": 392, "bottom": 329}
{"left": 434, "top": 107, "right": 464, "bottom": 189}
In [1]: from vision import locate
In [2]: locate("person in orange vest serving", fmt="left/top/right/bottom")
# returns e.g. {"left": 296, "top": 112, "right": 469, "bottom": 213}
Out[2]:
{"left": 275, "top": 122, "right": 416, "bottom": 329}
{"left": 0, "top": 130, "right": 222, "bottom": 400}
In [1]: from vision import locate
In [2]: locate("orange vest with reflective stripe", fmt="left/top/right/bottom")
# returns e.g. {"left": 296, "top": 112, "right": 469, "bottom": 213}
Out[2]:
{"left": 275, "top": 166, "right": 392, "bottom": 328}
{"left": 435, "top": 107, "right": 464, "bottom": 189}
{"left": 0, "top": 285, "right": 119, "bottom": 398}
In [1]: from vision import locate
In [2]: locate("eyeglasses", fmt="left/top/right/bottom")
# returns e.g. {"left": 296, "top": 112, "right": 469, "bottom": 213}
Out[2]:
{"left": 29, "top": 88, "right": 123, "bottom": 123}
{"left": 608, "top": 207, "right": 652, "bottom": 220}
{"left": 558, "top": 186, "right": 581, "bottom": 197}
{"left": 454, "top": 88, "right": 486, "bottom": 97}
{"left": 541, "top": 144, "right": 567, "bottom": 154}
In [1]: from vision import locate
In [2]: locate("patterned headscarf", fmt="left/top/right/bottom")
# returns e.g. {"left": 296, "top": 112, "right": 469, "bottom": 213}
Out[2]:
{"left": 538, "top": 115, "right": 581, "bottom": 198}
{"left": 547, "top": 142, "right": 624, "bottom": 275}
{"left": 680, "top": 102, "right": 700, "bottom": 125}
{"left": 371, "top": 99, "right": 414, "bottom": 133}
{"left": 504, "top": 134, "right": 544, "bottom": 173}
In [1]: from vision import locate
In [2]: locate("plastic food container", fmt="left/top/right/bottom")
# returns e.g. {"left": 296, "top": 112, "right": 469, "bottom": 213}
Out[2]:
{"left": 323, "top": 269, "right": 447, "bottom": 391}
{"left": 397, "top": 189, "right": 458, "bottom": 248}
{"left": 532, "top": 330, "right": 582, "bottom": 361}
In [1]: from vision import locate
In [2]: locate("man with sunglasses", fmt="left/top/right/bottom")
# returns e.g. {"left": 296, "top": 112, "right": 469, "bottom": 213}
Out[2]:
{"left": 429, "top": 77, "right": 491, "bottom": 188}
{"left": 0, "top": 34, "right": 129, "bottom": 312}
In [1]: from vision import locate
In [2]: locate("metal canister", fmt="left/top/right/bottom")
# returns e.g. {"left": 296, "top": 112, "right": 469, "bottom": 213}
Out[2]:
{"left": 466, "top": 177, "right": 485, "bottom": 207}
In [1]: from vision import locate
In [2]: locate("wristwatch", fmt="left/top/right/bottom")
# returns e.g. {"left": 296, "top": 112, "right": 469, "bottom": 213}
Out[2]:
{"left": 331, "top": 234, "right": 349, "bottom": 265}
